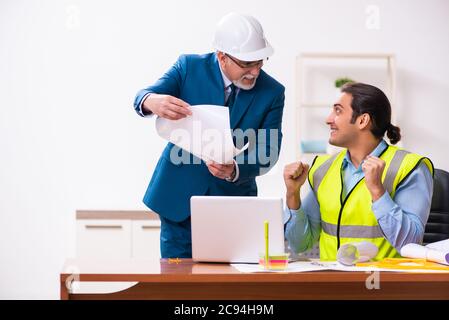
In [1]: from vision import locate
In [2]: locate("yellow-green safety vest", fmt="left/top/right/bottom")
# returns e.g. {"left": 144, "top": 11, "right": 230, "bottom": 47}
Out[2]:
{"left": 308, "top": 144, "right": 434, "bottom": 261}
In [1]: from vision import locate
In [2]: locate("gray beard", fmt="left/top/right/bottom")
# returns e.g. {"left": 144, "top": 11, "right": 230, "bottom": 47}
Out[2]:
{"left": 233, "top": 77, "right": 257, "bottom": 90}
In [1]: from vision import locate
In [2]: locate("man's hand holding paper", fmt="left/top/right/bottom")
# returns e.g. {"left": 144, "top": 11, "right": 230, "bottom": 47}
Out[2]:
{"left": 143, "top": 94, "right": 192, "bottom": 119}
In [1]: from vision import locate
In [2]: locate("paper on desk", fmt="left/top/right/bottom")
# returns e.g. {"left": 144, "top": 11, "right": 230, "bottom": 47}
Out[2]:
{"left": 400, "top": 239, "right": 449, "bottom": 266}
{"left": 156, "top": 105, "right": 249, "bottom": 164}
{"left": 230, "top": 261, "right": 331, "bottom": 273}
{"left": 231, "top": 260, "right": 449, "bottom": 273}
{"left": 230, "top": 261, "right": 386, "bottom": 273}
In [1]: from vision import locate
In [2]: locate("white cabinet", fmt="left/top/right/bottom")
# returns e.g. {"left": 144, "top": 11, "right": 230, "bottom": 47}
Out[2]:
{"left": 132, "top": 220, "right": 161, "bottom": 259}
{"left": 76, "top": 210, "right": 160, "bottom": 260}
{"left": 76, "top": 219, "right": 132, "bottom": 259}
{"left": 74, "top": 211, "right": 161, "bottom": 294}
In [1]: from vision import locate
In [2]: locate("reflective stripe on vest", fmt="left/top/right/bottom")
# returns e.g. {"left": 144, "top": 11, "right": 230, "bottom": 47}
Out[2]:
{"left": 321, "top": 221, "right": 384, "bottom": 238}
{"left": 312, "top": 153, "right": 338, "bottom": 193}
{"left": 382, "top": 149, "right": 409, "bottom": 195}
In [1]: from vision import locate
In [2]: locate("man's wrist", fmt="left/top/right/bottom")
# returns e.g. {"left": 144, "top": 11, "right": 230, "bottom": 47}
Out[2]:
{"left": 286, "top": 189, "right": 300, "bottom": 199}
{"left": 141, "top": 94, "right": 153, "bottom": 115}
{"left": 230, "top": 166, "right": 236, "bottom": 179}
{"left": 225, "top": 165, "right": 236, "bottom": 182}
{"left": 286, "top": 191, "right": 301, "bottom": 210}
{"left": 370, "top": 186, "right": 386, "bottom": 202}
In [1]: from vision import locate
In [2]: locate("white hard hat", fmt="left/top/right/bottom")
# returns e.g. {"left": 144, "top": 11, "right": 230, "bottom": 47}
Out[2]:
{"left": 212, "top": 12, "right": 274, "bottom": 62}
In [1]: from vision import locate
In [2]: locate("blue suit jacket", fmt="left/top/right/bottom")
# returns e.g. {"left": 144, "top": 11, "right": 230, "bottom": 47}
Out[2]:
{"left": 134, "top": 53, "right": 285, "bottom": 222}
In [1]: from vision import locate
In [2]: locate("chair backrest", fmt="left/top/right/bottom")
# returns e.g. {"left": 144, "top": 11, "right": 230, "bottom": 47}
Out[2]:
{"left": 423, "top": 168, "right": 449, "bottom": 245}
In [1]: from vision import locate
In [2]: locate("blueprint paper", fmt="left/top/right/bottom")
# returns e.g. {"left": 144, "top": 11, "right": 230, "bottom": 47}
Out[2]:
{"left": 401, "top": 240, "right": 449, "bottom": 266}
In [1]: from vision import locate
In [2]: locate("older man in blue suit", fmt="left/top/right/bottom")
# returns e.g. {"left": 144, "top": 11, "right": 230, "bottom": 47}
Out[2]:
{"left": 133, "top": 13, "right": 285, "bottom": 258}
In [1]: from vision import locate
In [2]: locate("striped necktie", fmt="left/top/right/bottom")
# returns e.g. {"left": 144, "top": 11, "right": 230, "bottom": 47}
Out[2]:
{"left": 225, "top": 84, "right": 237, "bottom": 108}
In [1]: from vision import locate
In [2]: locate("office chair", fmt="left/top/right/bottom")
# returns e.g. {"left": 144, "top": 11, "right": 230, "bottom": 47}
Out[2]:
{"left": 423, "top": 168, "right": 449, "bottom": 245}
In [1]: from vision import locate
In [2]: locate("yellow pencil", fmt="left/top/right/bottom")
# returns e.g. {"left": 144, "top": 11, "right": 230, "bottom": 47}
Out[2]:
{"left": 264, "top": 220, "right": 269, "bottom": 269}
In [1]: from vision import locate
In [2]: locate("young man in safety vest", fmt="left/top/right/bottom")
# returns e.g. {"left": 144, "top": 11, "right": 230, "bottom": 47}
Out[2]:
{"left": 284, "top": 82, "right": 434, "bottom": 261}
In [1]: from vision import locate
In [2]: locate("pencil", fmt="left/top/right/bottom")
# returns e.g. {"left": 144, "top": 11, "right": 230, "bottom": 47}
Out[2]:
{"left": 264, "top": 220, "right": 269, "bottom": 269}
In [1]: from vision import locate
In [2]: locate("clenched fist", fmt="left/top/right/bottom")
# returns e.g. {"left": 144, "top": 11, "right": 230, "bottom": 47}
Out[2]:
{"left": 283, "top": 162, "right": 309, "bottom": 210}
{"left": 361, "top": 155, "right": 386, "bottom": 201}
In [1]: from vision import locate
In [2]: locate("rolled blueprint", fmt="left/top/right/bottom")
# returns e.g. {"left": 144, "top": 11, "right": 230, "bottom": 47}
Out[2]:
{"left": 400, "top": 241, "right": 449, "bottom": 266}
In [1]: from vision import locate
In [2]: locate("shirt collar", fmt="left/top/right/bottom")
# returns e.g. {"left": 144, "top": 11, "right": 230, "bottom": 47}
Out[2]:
{"left": 218, "top": 60, "right": 232, "bottom": 89}
{"left": 343, "top": 139, "right": 388, "bottom": 170}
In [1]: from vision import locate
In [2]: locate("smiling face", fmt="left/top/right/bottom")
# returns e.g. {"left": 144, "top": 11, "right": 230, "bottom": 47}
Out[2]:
{"left": 217, "top": 52, "right": 263, "bottom": 90}
{"left": 326, "top": 92, "right": 362, "bottom": 148}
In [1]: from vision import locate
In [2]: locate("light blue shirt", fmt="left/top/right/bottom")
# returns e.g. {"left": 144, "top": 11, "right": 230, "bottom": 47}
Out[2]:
{"left": 284, "top": 140, "right": 434, "bottom": 253}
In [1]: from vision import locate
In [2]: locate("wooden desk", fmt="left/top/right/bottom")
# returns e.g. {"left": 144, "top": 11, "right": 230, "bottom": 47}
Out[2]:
{"left": 60, "top": 258, "right": 449, "bottom": 300}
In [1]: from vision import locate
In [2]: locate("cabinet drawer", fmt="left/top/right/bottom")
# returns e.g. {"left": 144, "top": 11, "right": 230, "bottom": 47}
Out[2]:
{"left": 77, "top": 220, "right": 132, "bottom": 258}
{"left": 132, "top": 220, "right": 161, "bottom": 259}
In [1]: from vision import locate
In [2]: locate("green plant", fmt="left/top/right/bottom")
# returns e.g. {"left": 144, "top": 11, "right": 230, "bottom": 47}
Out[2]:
{"left": 335, "top": 77, "right": 355, "bottom": 88}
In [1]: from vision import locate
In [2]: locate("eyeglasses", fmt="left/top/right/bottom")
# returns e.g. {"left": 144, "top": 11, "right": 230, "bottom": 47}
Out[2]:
{"left": 225, "top": 53, "right": 266, "bottom": 69}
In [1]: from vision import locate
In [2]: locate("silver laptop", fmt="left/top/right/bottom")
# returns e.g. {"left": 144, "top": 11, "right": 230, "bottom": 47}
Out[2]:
{"left": 191, "top": 196, "right": 285, "bottom": 263}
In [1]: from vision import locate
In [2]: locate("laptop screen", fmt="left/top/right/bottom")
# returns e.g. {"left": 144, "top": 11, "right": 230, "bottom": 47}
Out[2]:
{"left": 191, "top": 196, "right": 285, "bottom": 263}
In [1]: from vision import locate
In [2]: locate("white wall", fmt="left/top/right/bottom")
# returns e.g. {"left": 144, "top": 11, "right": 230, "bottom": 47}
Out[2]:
{"left": 1, "top": 0, "right": 448, "bottom": 299}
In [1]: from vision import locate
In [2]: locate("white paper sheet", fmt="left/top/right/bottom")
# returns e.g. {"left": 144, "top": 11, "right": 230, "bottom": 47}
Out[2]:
{"left": 231, "top": 260, "right": 449, "bottom": 273}
{"left": 230, "top": 261, "right": 331, "bottom": 273}
{"left": 231, "top": 260, "right": 400, "bottom": 273}
{"left": 156, "top": 105, "right": 249, "bottom": 164}
{"left": 313, "top": 261, "right": 449, "bottom": 273}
